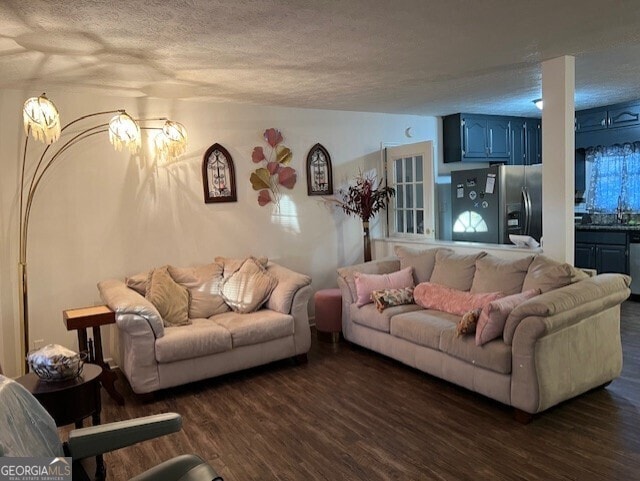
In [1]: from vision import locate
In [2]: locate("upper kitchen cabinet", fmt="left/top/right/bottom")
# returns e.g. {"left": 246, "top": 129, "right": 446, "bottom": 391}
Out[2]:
{"left": 575, "top": 100, "right": 640, "bottom": 148}
{"left": 525, "top": 119, "right": 542, "bottom": 165}
{"left": 443, "top": 114, "right": 511, "bottom": 163}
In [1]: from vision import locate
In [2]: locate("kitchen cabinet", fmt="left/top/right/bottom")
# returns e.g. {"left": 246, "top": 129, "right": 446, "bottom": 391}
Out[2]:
{"left": 575, "top": 230, "right": 629, "bottom": 274}
{"left": 443, "top": 114, "right": 511, "bottom": 162}
{"left": 525, "top": 119, "right": 542, "bottom": 165}
{"left": 508, "top": 118, "right": 541, "bottom": 165}
{"left": 575, "top": 103, "right": 640, "bottom": 132}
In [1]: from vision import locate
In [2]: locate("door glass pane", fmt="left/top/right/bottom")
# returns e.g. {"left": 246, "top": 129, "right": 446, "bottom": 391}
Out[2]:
{"left": 395, "top": 159, "right": 402, "bottom": 183}
{"left": 416, "top": 183, "right": 423, "bottom": 208}
{"left": 406, "top": 209, "right": 414, "bottom": 233}
{"left": 416, "top": 155, "right": 423, "bottom": 181}
{"left": 404, "top": 157, "right": 413, "bottom": 182}
{"left": 417, "top": 210, "right": 424, "bottom": 234}
{"left": 406, "top": 185, "right": 413, "bottom": 208}
{"left": 396, "top": 210, "right": 404, "bottom": 232}
{"left": 396, "top": 185, "right": 404, "bottom": 208}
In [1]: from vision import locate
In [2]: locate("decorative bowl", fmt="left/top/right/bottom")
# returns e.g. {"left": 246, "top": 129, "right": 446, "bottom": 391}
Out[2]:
{"left": 27, "top": 344, "right": 85, "bottom": 382}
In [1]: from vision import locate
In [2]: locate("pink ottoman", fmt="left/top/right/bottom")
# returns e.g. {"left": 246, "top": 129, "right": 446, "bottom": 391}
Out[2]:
{"left": 314, "top": 288, "right": 342, "bottom": 343}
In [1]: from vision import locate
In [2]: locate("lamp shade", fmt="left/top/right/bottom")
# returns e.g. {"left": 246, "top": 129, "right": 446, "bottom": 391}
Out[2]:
{"left": 23, "top": 95, "right": 61, "bottom": 145}
{"left": 154, "top": 121, "right": 188, "bottom": 159}
{"left": 108, "top": 113, "right": 141, "bottom": 153}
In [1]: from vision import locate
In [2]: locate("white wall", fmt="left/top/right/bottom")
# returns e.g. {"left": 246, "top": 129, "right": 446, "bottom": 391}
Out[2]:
{"left": 0, "top": 89, "right": 438, "bottom": 376}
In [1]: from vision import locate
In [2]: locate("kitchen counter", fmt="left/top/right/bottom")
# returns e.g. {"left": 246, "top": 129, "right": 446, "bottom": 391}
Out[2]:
{"left": 575, "top": 224, "right": 640, "bottom": 232}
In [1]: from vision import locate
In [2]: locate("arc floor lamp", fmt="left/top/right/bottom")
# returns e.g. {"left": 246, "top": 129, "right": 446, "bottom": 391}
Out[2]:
{"left": 18, "top": 94, "right": 188, "bottom": 373}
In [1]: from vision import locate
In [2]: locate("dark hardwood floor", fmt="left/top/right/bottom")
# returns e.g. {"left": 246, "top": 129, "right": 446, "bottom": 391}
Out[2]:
{"left": 80, "top": 302, "right": 640, "bottom": 481}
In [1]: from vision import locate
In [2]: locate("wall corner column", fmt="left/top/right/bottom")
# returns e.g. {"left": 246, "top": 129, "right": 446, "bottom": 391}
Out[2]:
{"left": 541, "top": 55, "right": 575, "bottom": 263}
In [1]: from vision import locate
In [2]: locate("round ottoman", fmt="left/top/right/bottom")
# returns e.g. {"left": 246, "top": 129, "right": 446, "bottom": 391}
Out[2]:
{"left": 314, "top": 288, "right": 342, "bottom": 343}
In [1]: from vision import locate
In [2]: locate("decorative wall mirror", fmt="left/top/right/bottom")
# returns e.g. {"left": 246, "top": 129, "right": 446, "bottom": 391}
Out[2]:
{"left": 202, "top": 143, "right": 237, "bottom": 203}
{"left": 306, "top": 143, "right": 333, "bottom": 196}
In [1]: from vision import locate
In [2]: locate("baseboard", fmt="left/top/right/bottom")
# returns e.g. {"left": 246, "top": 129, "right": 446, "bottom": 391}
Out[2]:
{"left": 629, "top": 293, "right": 640, "bottom": 302}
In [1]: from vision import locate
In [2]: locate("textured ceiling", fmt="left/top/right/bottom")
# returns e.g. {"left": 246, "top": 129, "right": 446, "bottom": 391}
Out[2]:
{"left": 1, "top": 0, "right": 640, "bottom": 117}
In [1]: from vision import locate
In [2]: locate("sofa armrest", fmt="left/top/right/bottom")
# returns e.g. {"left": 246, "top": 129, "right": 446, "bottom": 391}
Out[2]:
{"left": 98, "top": 279, "right": 164, "bottom": 338}
{"left": 266, "top": 263, "right": 312, "bottom": 314}
{"left": 504, "top": 273, "right": 631, "bottom": 345}
{"left": 509, "top": 273, "right": 629, "bottom": 414}
{"left": 290, "top": 285, "right": 312, "bottom": 355}
{"left": 336, "top": 257, "right": 401, "bottom": 303}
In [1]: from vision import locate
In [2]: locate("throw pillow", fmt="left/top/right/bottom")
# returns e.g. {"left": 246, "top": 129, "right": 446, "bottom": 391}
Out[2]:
{"left": 353, "top": 267, "right": 414, "bottom": 307}
{"left": 168, "top": 262, "right": 230, "bottom": 318}
{"left": 521, "top": 255, "right": 573, "bottom": 293}
{"left": 394, "top": 246, "right": 450, "bottom": 284}
{"left": 125, "top": 270, "right": 149, "bottom": 295}
{"left": 221, "top": 257, "right": 278, "bottom": 313}
{"left": 371, "top": 287, "right": 415, "bottom": 312}
{"left": 146, "top": 266, "right": 191, "bottom": 327}
{"left": 470, "top": 254, "right": 534, "bottom": 295}
{"left": 475, "top": 288, "right": 541, "bottom": 346}
{"left": 215, "top": 256, "right": 269, "bottom": 278}
{"left": 456, "top": 308, "right": 482, "bottom": 337}
{"left": 413, "top": 282, "right": 502, "bottom": 316}
{"left": 429, "top": 250, "right": 487, "bottom": 291}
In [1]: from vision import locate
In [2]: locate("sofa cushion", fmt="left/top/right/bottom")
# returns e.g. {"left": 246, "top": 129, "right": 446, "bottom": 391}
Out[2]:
{"left": 470, "top": 254, "right": 534, "bottom": 295}
{"left": 430, "top": 250, "right": 486, "bottom": 291}
{"left": 475, "top": 289, "right": 541, "bottom": 346}
{"left": 354, "top": 267, "right": 414, "bottom": 307}
{"left": 521, "top": 255, "right": 574, "bottom": 293}
{"left": 390, "top": 309, "right": 460, "bottom": 349}
{"left": 439, "top": 329, "right": 512, "bottom": 375}
{"left": 168, "top": 262, "right": 230, "bottom": 319}
{"left": 212, "top": 310, "right": 294, "bottom": 348}
{"left": 155, "top": 318, "right": 232, "bottom": 363}
{"left": 414, "top": 282, "right": 503, "bottom": 316}
{"left": 351, "top": 303, "right": 422, "bottom": 332}
{"left": 221, "top": 257, "right": 278, "bottom": 313}
{"left": 394, "top": 246, "right": 449, "bottom": 284}
{"left": 146, "top": 266, "right": 191, "bottom": 327}
{"left": 125, "top": 271, "right": 148, "bottom": 295}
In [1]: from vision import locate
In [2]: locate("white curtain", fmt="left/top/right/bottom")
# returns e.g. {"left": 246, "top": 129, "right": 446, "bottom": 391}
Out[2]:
{"left": 586, "top": 142, "right": 640, "bottom": 213}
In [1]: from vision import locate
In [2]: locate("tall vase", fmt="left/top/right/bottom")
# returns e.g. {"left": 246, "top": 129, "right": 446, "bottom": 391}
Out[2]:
{"left": 362, "top": 221, "right": 372, "bottom": 262}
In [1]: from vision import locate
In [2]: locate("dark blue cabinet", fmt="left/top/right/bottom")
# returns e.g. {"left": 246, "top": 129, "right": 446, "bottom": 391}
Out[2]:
{"left": 508, "top": 118, "right": 541, "bottom": 165}
{"left": 575, "top": 108, "right": 608, "bottom": 133}
{"left": 444, "top": 114, "right": 511, "bottom": 163}
{"left": 525, "top": 119, "right": 542, "bottom": 165}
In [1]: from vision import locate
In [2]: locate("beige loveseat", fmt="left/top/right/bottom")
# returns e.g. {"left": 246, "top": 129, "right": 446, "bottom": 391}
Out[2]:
{"left": 98, "top": 258, "right": 312, "bottom": 394}
{"left": 337, "top": 247, "right": 631, "bottom": 420}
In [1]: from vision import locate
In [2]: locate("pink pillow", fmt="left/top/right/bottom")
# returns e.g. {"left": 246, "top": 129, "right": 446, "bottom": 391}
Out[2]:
{"left": 354, "top": 267, "right": 414, "bottom": 307}
{"left": 413, "top": 282, "right": 502, "bottom": 316}
{"left": 475, "top": 288, "right": 541, "bottom": 346}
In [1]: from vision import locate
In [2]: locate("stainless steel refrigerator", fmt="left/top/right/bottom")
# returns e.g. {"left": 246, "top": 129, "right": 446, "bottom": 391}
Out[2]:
{"left": 450, "top": 164, "right": 542, "bottom": 244}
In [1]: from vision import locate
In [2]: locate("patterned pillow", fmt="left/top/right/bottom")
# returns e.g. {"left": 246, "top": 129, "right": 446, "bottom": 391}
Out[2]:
{"left": 456, "top": 308, "right": 482, "bottom": 337}
{"left": 371, "top": 287, "right": 414, "bottom": 312}
{"left": 221, "top": 257, "right": 278, "bottom": 313}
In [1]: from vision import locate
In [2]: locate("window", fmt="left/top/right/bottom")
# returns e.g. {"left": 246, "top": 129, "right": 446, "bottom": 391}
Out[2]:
{"left": 385, "top": 142, "right": 434, "bottom": 238}
{"left": 393, "top": 155, "right": 424, "bottom": 234}
{"left": 587, "top": 142, "right": 640, "bottom": 213}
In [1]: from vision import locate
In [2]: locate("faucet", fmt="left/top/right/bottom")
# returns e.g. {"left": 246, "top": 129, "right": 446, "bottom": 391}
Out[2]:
{"left": 616, "top": 196, "right": 625, "bottom": 224}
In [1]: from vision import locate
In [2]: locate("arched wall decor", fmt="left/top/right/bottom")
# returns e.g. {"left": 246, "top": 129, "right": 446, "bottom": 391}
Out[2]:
{"left": 306, "top": 143, "right": 333, "bottom": 196}
{"left": 203, "top": 143, "right": 237, "bottom": 203}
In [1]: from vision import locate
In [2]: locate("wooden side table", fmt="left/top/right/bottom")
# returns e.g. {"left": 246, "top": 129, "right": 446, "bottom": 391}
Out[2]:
{"left": 16, "top": 363, "right": 106, "bottom": 480}
{"left": 63, "top": 305, "right": 124, "bottom": 405}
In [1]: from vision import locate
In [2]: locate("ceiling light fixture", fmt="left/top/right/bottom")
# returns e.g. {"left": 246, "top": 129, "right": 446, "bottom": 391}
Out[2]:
{"left": 533, "top": 98, "right": 543, "bottom": 110}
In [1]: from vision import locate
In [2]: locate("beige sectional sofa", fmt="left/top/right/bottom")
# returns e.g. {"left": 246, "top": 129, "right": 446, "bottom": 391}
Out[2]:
{"left": 98, "top": 259, "right": 312, "bottom": 394}
{"left": 337, "top": 247, "right": 631, "bottom": 420}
